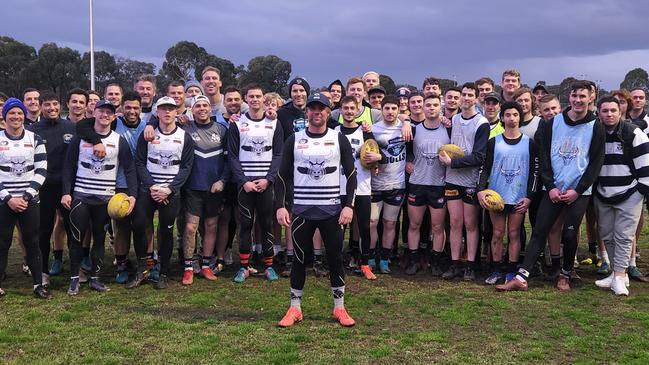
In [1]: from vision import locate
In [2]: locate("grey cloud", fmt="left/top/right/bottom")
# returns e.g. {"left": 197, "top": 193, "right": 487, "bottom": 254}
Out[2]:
{"left": 1, "top": 0, "right": 647, "bottom": 90}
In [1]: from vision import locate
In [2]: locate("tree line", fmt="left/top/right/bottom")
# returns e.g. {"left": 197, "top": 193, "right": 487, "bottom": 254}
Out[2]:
{"left": 1, "top": 36, "right": 648, "bottom": 107}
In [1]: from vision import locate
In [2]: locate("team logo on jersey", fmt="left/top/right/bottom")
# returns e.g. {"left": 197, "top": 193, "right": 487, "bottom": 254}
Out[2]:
{"left": 0, "top": 141, "right": 8, "bottom": 146}
{"left": 9, "top": 157, "right": 28, "bottom": 176}
{"left": 420, "top": 149, "right": 438, "bottom": 166}
{"left": 242, "top": 137, "right": 271, "bottom": 156}
{"left": 148, "top": 150, "right": 179, "bottom": 169}
{"left": 386, "top": 137, "right": 405, "bottom": 156}
{"left": 81, "top": 155, "right": 116, "bottom": 174}
{"left": 191, "top": 132, "right": 201, "bottom": 142}
{"left": 557, "top": 138, "right": 579, "bottom": 165}
{"left": 499, "top": 157, "right": 522, "bottom": 184}
{"left": 210, "top": 133, "right": 220, "bottom": 144}
{"left": 293, "top": 118, "right": 307, "bottom": 132}
{"left": 297, "top": 152, "right": 337, "bottom": 181}
{"left": 63, "top": 134, "right": 73, "bottom": 144}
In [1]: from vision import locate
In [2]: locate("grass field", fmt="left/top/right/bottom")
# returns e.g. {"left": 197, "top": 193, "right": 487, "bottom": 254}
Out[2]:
{"left": 1, "top": 222, "right": 649, "bottom": 365}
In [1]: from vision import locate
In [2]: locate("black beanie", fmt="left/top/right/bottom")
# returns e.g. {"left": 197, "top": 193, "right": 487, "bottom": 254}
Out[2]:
{"left": 288, "top": 77, "right": 310, "bottom": 96}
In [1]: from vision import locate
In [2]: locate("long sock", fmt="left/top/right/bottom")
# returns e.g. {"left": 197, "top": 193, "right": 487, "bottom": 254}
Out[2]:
{"left": 54, "top": 250, "right": 63, "bottom": 261}
{"left": 290, "top": 288, "right": 302, "bottom": 309}
{"left": 263, "top": 256, "right": 273, "bottom": 268}
{"left": 286, "top": 249, "right": 294, "bottom": 263}
{"left": 273, "top": 245, "right": 283, "bottom": 256}
{"left": 551, "top": 255, "right": 561, "bottom": 271}
{"left": 116, "top": 255, "right": 127, "bottom": 267}
{"left": 492, "top": 261, "right": 501, "bottom": 273}
{"left": 202, "top": 256, "right": 213, "bottom": 269}
{"left": 184, "top": 260, "right": 193, "bottom": 272}
{"left": 431, "top": 250, "right": 442, "bottom": 267}
{"left": 254, "top": 244, "right": 262, "bottom": 254}
{"left": 240, "top": 252, "right": 251, "bottom": 267}
{"left": 409, "top": 249, "right": 419, "bottom": 263}
{"left": 380, "top": 247, "right": 390, "bottom": 261}
{"left": 332, "top": 286, "right": 345, "bottom": 309}
{"left": 314, "top": 249, "right": 322, "bottom": 263}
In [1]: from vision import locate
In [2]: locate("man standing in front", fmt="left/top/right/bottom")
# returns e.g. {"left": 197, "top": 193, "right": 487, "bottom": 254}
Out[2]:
{"left": 276, "top": 92, "right": 357, "bottom": 328}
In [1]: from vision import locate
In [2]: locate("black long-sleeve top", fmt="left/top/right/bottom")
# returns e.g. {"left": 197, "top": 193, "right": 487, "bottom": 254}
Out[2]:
{"left": 227, "top": 114, "right": 284, "bottom": 187}
{"left": 134, "top": 127, "right": 194, "bottom": 195}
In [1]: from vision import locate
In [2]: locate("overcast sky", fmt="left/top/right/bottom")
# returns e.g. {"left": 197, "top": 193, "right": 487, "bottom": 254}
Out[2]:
{"left": 2, "top": 0, "right": 648, "bottom": 90}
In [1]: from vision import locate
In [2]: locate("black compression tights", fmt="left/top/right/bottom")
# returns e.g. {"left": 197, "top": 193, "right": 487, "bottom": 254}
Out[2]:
{"left": 237, "top": 187, "right": 274, "bottom": 261}
{"left": 521, "top": 193, "right": 589, "bottom": 274}
{"left": 68, "top": 200, "right": 110, "bottom": 277}
{"left": 290, "top": 215, "right": 345, "bottom": 290}
{"left": 0, "top": 203, "right": 42, "bottom": 286}
{"left": 132, "top": 194, "right": 180, "bottom": 275}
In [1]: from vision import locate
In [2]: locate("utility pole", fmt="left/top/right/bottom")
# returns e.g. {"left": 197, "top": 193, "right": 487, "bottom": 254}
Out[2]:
{"left": 89, "top": 0, "right": 95, "bottom": 90}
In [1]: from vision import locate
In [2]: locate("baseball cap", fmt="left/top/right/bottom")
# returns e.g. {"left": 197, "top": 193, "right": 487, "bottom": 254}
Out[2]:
{"left": 483, "top": 92, "right": 502, "bottom": 104}
{"left": 395, "top": 87, "right": 410, "bottom": 98}
{"left": 191, "top": 95, "right": 211, "bottom": 108}
{"left": 532, "top": 83, "right": 549, "bottom": 94}
{"left": 306, "top": 92, "right": 331, "bottom": 108}
{"left": 155, "top": 96, "right": 177, "bottom": 108}
{"left": 368, "top": 85, "right": 386, "bottom": 95}
{"left": 95, "top": 99, "right": 116, "bottom": 112}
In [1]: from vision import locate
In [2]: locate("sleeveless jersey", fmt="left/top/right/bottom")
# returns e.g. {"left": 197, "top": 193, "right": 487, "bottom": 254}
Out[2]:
{"left": 236, "top": 115, "right": 278, "bottom": 179}
{"left": 550, "top": 113, "right": 595, "bottom": 194}
{"left": 520, "top": 116, "right": 541, "bottom": 139}
{"left": 410, "top": 122, "right": 450, "bottom": 187}
{"left": 488, "top": 134, "right": 531, "bottom": 204}
{"left": 74, "top": 131, "right": 121, "bottom": 198}
{"left": 146, "top": 127, "right": 187, "bottom": 187}
{"left": 293, "top": 129, "right": 341, "bottom": 207}
{"left": 115, "top": 118, "right": 145, "bottom": 189}
{"left": 372, "top": 120, "right": 406, "bottom": 191}
{"left": 445, "top": 113, "right": 489, "bottom": 187}
{"left": 335, "top": 125, "right": 371, "bottom": 196}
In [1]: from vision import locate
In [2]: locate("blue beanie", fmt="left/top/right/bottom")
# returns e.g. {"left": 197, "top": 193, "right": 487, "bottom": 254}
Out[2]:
{"left": 2, "top": 97, "right": 28, "bottom": 121}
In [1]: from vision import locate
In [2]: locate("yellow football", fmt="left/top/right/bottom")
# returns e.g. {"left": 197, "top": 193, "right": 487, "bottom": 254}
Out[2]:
{"left": 360, "top": 139, "right": 380, "bottom": 169}
{"left": 107, "top": 193, "right": 131, "bottom": 219}
{"left": 482, "top": 189, "right": 505, "bottom": 212}
{"left": 439, "top": 144, "right": 465, "bottom": 159}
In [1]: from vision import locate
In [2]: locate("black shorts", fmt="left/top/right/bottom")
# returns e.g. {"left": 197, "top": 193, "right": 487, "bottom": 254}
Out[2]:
{"left": 371, "top": 189, "right": 405, "bottom": 206}
{"left": 444, "top": 183, "right": 478, "bottom": 205}
{"left": 222, "top": 183, "right": 237, "bottom": 206}
{"left": 183, "top": 189, "right": 224, "bottom": 218}
{"left": 407, "top": 184, "right": 445, "bottom": 208}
